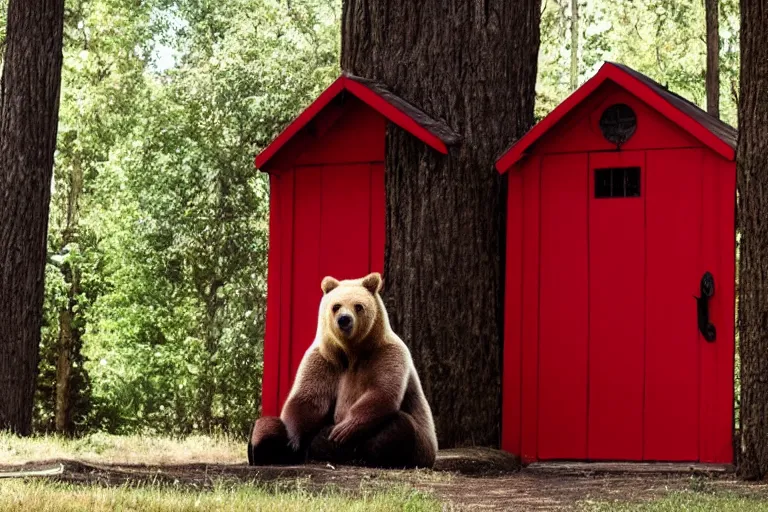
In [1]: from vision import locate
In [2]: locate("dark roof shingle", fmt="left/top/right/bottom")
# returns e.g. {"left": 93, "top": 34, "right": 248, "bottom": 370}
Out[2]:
{"left": 343, "top": 73, "right": 460, "bottom": 146}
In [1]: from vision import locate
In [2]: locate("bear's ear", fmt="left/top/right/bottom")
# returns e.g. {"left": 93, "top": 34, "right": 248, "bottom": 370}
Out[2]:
{"left": 321, "top": 276, "right": 340, "bottom": 294}
{"left": 361, "top": 272, "right": 383, "bottom": 295}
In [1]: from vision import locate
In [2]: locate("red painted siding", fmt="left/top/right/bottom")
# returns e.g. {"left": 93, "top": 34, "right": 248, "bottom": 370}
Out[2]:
{"left": 369, "top": 163, "right": 386, "bottom": 274}
{"left": 716, "top": 156, "right": 737, "bottom": 464}
{"left": 268, "top": 163, "right": 385, "bottom": 410}
{"left": 699, "top": 153, "right": 737, "bottom": 463}
{"left": 538, "top": 153, "right": 589, "bottom": 460}
{"left": 262, "top": 100, "right": 388, "bottom": 413}
{"left": 290, "top": 167, "right": 323, "bottom": 379}
{"left": 587, "top": 151, "right": 645, "bottom": 461}
{"left": 257, "top": 75, "right": 454, "bottom": 422}
{"left": 319, "top": 164, "right": 373, "bottom": 281}
{"left": 256, "top": 75, "right": 452, "bottom": 170}
{"left": 295, "top": 100, "right": 386, "bottom": 166}
{"left": 644, "top": 149, "right": 703, "bottom": 461}
{"left": 502, "top": 146, "right": 735, "bottom": 464}
{"left": 521, "top": 157, "right": 541, "bottom": 463}
{"left": 496, "top": 62, "right": 736, "bottom": 173}
{"left": 501, "top": 168, "right": 524, "bottom": 455}
{"left": 261, "top": 173, "right": 283, "bottom": 417}
{"left": 533, "top": 84, "right": 702, "bottom": 157}
{"left": 277, "top": 171, "right": 295, "bottom": 412}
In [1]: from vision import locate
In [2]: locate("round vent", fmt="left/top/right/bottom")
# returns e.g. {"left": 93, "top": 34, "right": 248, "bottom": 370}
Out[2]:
{"left": 599, "top": 104, "right": 637, "bottom": 146}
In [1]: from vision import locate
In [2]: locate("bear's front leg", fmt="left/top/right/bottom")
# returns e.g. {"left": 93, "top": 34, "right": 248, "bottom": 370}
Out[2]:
{"left": 248, "top": 416, "right": 304, "bottom": 466}
{"left": 329, "top": 390, "right": 398, "bottom": 445}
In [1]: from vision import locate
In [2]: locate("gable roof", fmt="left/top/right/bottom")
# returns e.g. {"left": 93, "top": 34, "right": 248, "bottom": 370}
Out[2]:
{"left": 495, "top": 62, "right": 737, "bottom": 174}
{"left": 255, "top": 73, "right": 459, "bottom": 170}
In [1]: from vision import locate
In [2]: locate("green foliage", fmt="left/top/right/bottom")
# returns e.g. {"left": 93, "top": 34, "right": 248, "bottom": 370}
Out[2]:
{"left": 537, "top": 0, "right": 740, "bottom": 126}
{"left": 33, "top": 0, "right": 340, "bottom": 436}
{"left": 35, "top": 0, "right": 160, "bottom": 435}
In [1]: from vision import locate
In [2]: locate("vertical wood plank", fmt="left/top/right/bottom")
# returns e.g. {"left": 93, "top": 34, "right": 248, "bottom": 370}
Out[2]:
{"left": 261, "top": 173, "right": 283, "bottom": 417}
{"left": 587, "top": 151, "right": 645, "bottom": 461}
{"left": 521, "top": 157, "right": 541, "bottom": 463}
{"left": 290, "top": 167, "right": 323, "bottom": 379}
{"left": 277, "top": 170, "right": 296, "bottom": 412}
{"left": 699, "top": 155, "right": 736, "bottom": 463}
{"left": 502, "top": 169, "right": 524, "bottom": 456}
{"left": 319, "top": 164, "right": 372, "bottom": 281}
{"left": 369, "top": 163, "right": 386, "bottom": 274}
{"left": 644, "top": 149, "right": 702, "bottom": 461}
{"left": 538, "top": 153, "right": 589, "bottom": 460}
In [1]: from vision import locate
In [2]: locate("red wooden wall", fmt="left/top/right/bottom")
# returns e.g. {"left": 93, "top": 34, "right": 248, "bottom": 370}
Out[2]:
{"left": 261, "top": 98, "right": 386, "bottom": 416}
{"left": 501, "top": 85, "right": 736, "bottom": 464}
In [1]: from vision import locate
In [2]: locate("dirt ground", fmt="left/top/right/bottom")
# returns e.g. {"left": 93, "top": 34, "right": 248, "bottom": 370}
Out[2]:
{"left": 3, "top": 448, "right": 768, "bottom": 511}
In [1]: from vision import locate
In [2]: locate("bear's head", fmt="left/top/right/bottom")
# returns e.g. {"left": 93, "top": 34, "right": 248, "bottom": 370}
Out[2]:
{"left": 320, "top": 272, "right": 384, "bottom": 349}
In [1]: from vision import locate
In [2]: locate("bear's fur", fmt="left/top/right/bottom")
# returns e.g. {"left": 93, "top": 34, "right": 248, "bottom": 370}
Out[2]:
{"left": 248, "top": 272, "right": 437, "bottom": 469}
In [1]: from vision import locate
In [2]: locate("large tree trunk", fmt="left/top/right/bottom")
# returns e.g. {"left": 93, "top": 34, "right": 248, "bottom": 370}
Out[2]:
{"left": 341, "top": 1, "right": 541, "bottom": 447}
{"left": 737, "top": 0, "right": 768, "bottom": 480}
{"left": 0, "top": 1, "right": 66, "bottom": 435}
{"left": 705, "top": 0, "right": 720, "bottom": 118}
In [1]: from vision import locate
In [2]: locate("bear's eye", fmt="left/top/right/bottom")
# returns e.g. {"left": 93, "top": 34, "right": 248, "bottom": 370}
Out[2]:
{"left": 332, "top": 304, "right": 341, "bottom": 313}
{"left": 354, "top": 304, "right": 364, "bottom": 313}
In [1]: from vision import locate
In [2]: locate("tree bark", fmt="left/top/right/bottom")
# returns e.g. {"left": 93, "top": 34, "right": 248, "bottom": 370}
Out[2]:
{"left": 570, "top": 0, "right": 579, "bottom": 91}
{"left": 341, "top": 1, "right": 541, "bottom": 447}
{"left": 0, "top": 2, "right": 66, "bottom": 435}
{"left": 737, "top": 0, "right": 768, "bottom": 480}
{"left": 705, "top": 0, "right": 720, "bottom": 118}
{"left": 54, "top": 160, "right": 83, "bottom": 435}
{"left": 54, "top": 281, "right": 79, "bottom": 435}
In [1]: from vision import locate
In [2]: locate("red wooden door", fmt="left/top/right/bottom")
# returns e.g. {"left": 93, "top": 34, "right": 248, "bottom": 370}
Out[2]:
{"left": 534, "top": 149, "right": 727, "bottom": 462}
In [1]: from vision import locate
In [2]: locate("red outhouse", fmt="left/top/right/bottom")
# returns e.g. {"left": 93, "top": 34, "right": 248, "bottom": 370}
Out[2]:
{"left": 255, "top": 73, "right": 458, "bottom": 417}
{"left": 496, "top": 62, "right": 736, "bottom": 464}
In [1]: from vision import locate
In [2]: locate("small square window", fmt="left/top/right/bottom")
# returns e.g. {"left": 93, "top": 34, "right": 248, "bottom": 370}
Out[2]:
{"left": 594, "top": 167, "right": 641, "bottom": 198}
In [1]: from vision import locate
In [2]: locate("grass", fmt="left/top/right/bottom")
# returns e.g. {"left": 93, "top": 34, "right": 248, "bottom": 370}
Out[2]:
{"left": 0, "top": 432, "right": 244, "bottom": 465}
{"left": 582, "top": 491, "right": 768, "bottom": 512}
{"left": 8, "top": 433, "right": 768, "bottom": 511}
{"left": 0, "top": 431, "right": 453, "bottom": 484}
{"left": 0, "top": 480, "right": 442, "bottom": 512}
{"left": 0, "top": 433, "right": 446, "bottom": 510}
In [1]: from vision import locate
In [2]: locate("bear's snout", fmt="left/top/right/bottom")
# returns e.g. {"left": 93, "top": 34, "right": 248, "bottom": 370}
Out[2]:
{"left": 337, "top": 313, "right": 354, "bottom": 332}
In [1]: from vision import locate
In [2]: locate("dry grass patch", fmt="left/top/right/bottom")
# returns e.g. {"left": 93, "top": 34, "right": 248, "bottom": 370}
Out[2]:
{"left": 0, "top": 480, "right": 442, "bottom": 512}
{"left": 0, "top": 432, "right": 243, "bottom": 465}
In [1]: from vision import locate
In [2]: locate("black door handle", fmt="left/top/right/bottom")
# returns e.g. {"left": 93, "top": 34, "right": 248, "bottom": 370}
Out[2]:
{"left": 695, "top": 272, "right": 716, "bottom": 342}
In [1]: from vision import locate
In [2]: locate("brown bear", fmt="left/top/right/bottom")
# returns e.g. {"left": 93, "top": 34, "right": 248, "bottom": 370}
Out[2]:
{"left": 248, "top": 272, "right": 437, "bottom": 469}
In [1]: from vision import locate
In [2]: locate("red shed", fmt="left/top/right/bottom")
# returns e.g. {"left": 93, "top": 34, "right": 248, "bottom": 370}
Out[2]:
{"left": 256, "top": 73, "right": 458, "bottom": 417}
{"left": 496, "top": 62, "right": 736, "bottom": 464}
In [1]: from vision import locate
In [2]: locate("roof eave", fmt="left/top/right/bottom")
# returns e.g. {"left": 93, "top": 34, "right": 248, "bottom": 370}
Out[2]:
{"left": 495, "top": 62, "right": 736, "bottom": 174}
{"left": 255, "top": 75, "right": 459, "bottom": 171}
